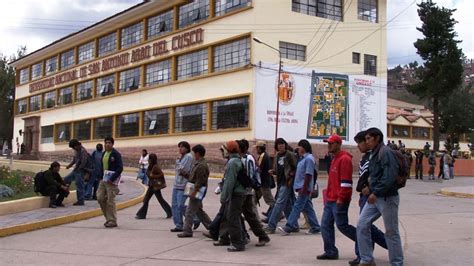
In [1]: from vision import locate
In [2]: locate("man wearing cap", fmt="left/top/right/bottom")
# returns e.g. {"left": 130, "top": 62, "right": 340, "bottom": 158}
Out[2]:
{"left": 317, "top": 134, "right": 358, "bottom": 261}
{"left": 255, "top": 140, "right": 275, "bottom": 217}
{"left": 218, "top": 140, "right": 247, "bottom": 252}
{"left": 64, "top": 139, "right": 90, "bottom": 206}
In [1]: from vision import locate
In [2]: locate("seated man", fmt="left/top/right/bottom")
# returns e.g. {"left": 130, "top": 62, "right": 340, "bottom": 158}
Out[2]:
{"left": 40, "top": 161, "right": 70, "bottom": 208}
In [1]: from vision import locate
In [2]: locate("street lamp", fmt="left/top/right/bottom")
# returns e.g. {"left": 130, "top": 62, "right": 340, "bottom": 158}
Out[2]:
{"left": 253, "top": 37, "right": 282, "bottom": 141}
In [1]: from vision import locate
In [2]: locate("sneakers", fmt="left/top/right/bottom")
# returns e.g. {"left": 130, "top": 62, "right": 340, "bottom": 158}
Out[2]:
{"left": 305, "top": 228, "right": 321, "bottom": 235}
{"left": 49, "top": 204, "right": 57, "bottom": 208}
{"left": 227, "top": 246, "right": 245, "bottom": 252}
{"left": 213, "top": 241, "right": 230, "bottom": 246}
{"left": 255, "top": 237, "right": 270, "bottom": 247}
{"left": 177, "top": 232, "right": 193, "bottom": 238}
{"left": 104, "top": 222, "right": 117, "bottom": 228}
{"left": 316, "top": 253, "right": 339, "bottom": 260}
{"left": 277, "top": 226, "right": 290, "bottom": 236}
{"left": 358, "top": 261, "right": 376, "bottom": 266}
{"left": 348, "top": 258, "right": 360, "bottom": 265}
{"left": 170, "top": 228, "right": 183, "bottom": 232}
{"left": 263, "top": 226, "right": 275, "bottom": 234}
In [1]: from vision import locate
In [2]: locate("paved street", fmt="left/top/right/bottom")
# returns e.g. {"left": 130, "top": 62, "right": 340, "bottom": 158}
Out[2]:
{"left": 1, "top": 176, "right": 473, "bottom": 265}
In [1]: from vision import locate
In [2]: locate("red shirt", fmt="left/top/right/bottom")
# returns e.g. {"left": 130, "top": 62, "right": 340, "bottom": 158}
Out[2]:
{"left": 326, "top": 150, "right": 353, "bottom": 203}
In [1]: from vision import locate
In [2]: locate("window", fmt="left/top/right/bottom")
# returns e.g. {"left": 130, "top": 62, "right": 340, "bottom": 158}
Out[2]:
{"left": 29, "top": 95, "right": 41, "bottom": 112}
{"left": 177, "top": 49, "right": 208, "bottom": 80}
{"left": 213, "top": 38, "right": 250, "bottom": 72}
{"left": 41, "top": 125, "right": 54, "bottom": 144}
{"left": 364, "top": 54, "right": 377, "bottom": 76}
{"left": 74, "top": 120, "right": 92, "bottom": 141}
{"left": 358, "top": 0, "right": 377, "bottom": 22}
{"left": 412, "top": 127, "right": 430, "bottom": 139}
{"left": 19, "top": 68, "right": 29, "bottom": 84}
{"left": 215, "top": 0, "right": 251, "bottom": 16}
{"left": 391, "top": 125, "right": 410, "bottom": 137}
{"left": 118, "top": 67, "right": 141, "bottom": 93}
{"left": 31, "top": 62, "right": 43, "bottom": 80}
{"left": 174, "top": 103, "right": 207, "bottom": 133}
{"left": 94, "top": 117, "right": 113, "bottom": 140}
{"left": 144, "top": 108, "right": 170, "bottom": 135}
{"left": 17, "top": 99, "right": 27, "bottom": 114}
{"left": 352, "top": 52, "right": 360, "bottom": 64}
{"left": 121, "top": 22, "right": 143, "bottom": 49}
{"left": 78, "top": 41, "right": 95, "bottom": 63}
{"left": 58, "top": 86, "right": 73, "bottom": 106}
{"left": 98, "top": 32, "right": 117, "bottom": 57}
{"left": 45, "top": 56, "right": 57, "bottom": 75}
{"left": 292, "top": 0, "right": 343, "bottom": 21}
{"left": 146, "top": 59, "right": 171, "bottom": 86}
{"left": 96, "top": 74, "right": 115, "bottom": 97}
{"left": 56, "top": 123, "right": 71, "bottom": 142}
{"left": 116, "top": 113, "right": 140, "bottom": 137}
{"left": 43, "top": 91, "right": 56, "bottom": 109}
{"left": 178, "top": 0, "right": 209, "bottom": 29}
{"left": 60, "top": 49, "right": 75, "bottom": 70}
{"left": 212, "top": 97, "right": 249, "bottom": 129}
{"left": 148, "top": 10, "right": 173, "bottom": 39}
{"left": 280, "top": 41, "right": 306, "bottom": 61}
{"left": 76, "top": 80, "right": 93, "bottom": 102}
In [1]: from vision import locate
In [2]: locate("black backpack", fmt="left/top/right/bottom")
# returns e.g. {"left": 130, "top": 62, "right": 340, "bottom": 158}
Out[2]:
{"left": 34, "top": 171, "right": 45, "bottom": 193}
{"left": 236, "top": 161, "right": 253, "bottom": 188}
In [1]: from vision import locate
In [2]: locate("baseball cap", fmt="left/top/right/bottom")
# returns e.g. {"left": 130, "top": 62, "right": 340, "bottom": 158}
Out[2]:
{"left": 255, "top": 140, "right": 266, "bottom": 147}
{"left": 323, "top": 134, "right": 342, "bottom": 144}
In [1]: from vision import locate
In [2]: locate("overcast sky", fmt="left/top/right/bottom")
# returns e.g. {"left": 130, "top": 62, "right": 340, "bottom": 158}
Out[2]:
{"left": 0, "top": 0, "right": 472, "bottom": 68}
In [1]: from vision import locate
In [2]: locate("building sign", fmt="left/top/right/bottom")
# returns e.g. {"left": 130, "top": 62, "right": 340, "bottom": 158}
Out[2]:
{"left": 307, "top": 72, "right": 349, "bottom": 140}
{"left": 29, "top": 28, "right": 204, "bottom": 93}
{"left": 255, "top": 62, "right": 387, "bottom": 144}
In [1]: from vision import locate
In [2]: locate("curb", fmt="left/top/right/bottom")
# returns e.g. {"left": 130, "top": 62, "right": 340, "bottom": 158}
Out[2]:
{"left": 439, "top": 188, "right": 474, "bottom": 199}
{"left": 0, "top": 181, "right": 147, "bottom": 238}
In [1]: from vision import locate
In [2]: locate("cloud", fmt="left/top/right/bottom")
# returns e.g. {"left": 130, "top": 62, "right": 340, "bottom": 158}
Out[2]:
{"left": 387, "top": 0, "right": 473, "bottom": 68}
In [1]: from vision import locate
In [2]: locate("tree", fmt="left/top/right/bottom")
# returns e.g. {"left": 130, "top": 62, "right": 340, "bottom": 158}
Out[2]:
{"left": 0, "top": 47, "right": 26, "bottom": 150}
{"left": 409, "top": 2, "right": 464, "bottom": 151}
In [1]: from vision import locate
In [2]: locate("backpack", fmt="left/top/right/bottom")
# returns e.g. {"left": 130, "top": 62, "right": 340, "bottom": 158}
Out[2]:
{"left": 34, "top": 171, "right": 45, "bottom": 193}
{"left": 236, "top": 161, "right": 253, "bottom": 188}
{"left": 380, "top": 146, "right": 409, "bottom": 189}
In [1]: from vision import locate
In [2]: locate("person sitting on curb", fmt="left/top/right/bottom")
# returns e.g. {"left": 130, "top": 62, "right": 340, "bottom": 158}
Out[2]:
{"left": 40, "top": 161, "right": 69, "bottom": 208}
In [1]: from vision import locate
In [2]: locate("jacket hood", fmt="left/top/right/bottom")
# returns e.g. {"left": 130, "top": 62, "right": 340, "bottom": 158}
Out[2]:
{"left": 335, "top": 150, "right": 353, "bottom": 159}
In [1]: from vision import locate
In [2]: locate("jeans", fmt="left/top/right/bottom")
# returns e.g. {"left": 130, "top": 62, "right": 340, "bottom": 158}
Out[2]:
{"left": 449, "top": 166, "right": 454, "bottom": 179}
{"left": 268, "top": 185, "right": 295, "bottom": 230}
{"left": 136, "top": 187, "right": 172, "bottom": 218}
{"left": 64, "top": 170, "right": 85, "bottom": 204}
{"left": 321, "top": 201, "right": 357, "bottom": 256}
{"left": 283, "top": 193, "right": 320, "bottom": 232}
{"left": 139, "top": 168, "right": 149, "bottom": 185}
{"left": 357, "top": 195, "right": 403, "bottom": 266}
{"left": 358, "top": 194, "right": 388, "bottom": 257}
{"left": 171, "top": 188, "right": 186, "bottom": 229}
{"left": 84, "top": 171, "right": 100, "bottom": 199}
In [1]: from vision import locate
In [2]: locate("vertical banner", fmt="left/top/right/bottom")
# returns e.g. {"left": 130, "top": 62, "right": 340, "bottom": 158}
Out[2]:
{"left": 307, "top": 72, "right": 349, "bottom": 140}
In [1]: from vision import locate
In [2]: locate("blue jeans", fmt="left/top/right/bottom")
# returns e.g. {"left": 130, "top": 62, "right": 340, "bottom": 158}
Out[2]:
{"left": 283, "top": 193, "right": 320, "bottom": 232}
{"left": 268, "top": 185, "right": 295, "bottom": 230}
{"left": 171, "top": 188, "right": 187, "bottom": 229}
{"left": 84, "top": 171, "right": 99, "bottom": 199}
{"left": 357, "top": 195, "right": 403, "bottom": 265}
{"left": 64, "top": 170, "right": 85, "bottom": 203}
{"left": 321, "top": 201, "right": 357, "bottom": 256}
{"left": 359, "top": 194, "right": 387, "bottom": 253}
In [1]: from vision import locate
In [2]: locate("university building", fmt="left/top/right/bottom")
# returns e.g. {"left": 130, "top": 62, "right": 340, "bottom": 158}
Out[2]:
{"left": 11, "top": 0, "right": 387, "bottom": 168}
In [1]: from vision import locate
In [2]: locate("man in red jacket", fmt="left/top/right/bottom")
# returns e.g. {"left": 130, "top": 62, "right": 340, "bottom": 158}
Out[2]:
{"left": 317, "top": 134, "right": 358, "bottom": 265}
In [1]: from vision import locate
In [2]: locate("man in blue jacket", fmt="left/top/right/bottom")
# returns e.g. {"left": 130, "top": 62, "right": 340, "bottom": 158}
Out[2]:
{"left": 97, "top": 137, "right": 123, "bottom": 228}
{"left": 357, "top": 128, "right": 403, "bottom": 266}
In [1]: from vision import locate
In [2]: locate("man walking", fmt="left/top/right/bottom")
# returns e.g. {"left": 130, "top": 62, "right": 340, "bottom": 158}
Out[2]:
{"left": 97, "top": 137, "right": 123, "bottom": 228}
{"left": 255, "top": 140, "right": 275, "bottom": 219}
{"left": 85, "top": 143, "right": 103, "bottom": 200}
{"left": 357, "top": 127, "right": 403, "bottom": 266}
{"left": 178, "top": 145, "right": 212, "bottom": 238}
{"left": 317, "top": 134, "right": 357, "bottom": 261}
{"left": 64, "top": 139, "right": 89, "bottom": 206}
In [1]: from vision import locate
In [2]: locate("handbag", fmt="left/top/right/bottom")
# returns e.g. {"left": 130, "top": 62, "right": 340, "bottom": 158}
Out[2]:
{"left": 310, "top": 182, "right": 319, "bottom": 199}
{"left": 149, "top": 178, "right": 166, "bottom": 190}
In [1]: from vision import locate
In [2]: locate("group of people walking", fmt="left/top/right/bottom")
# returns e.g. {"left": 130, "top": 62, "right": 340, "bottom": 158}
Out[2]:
{"left": 41, "top": 126, "right": 404, "bottom": 265}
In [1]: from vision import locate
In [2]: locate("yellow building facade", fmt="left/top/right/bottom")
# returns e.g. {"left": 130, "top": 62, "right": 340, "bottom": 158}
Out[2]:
{"left": 11, "top": 0, "right": 387, "bottom": 162}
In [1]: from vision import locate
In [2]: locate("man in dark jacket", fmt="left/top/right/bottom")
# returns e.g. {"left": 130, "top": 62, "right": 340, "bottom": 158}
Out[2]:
{"left": 357, "top": 127, "right": 403, "bottom": 266}
{"left": 64, "top": 139, "right": 89, "bottom": 206}
{"left": 41, "top": 161, "right": 69, "bottom": 208}
{"left": 255, "top": 140, "right": 275, "bottom": 216}
{"left": 178, "top": 144, "right": 212, "bottom": 238}
{"left": 85, "top": 143, "right": 103, "bottom": 200}
{"left": 349, "top": 131, "right": 387, "bottom": 265}
{"left": 97, "top": 137, "right": 123, "bottom": 228}
{"left": 414, "top": 150, "right": 424, "bottom": 180}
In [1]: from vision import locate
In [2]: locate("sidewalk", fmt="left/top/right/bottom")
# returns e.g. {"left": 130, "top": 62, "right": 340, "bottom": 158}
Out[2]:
{"left": 0, "top": 177, "right": 145, "bottom": 237}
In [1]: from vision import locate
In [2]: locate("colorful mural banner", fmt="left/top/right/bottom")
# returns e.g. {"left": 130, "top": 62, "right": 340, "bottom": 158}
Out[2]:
{"left": 307, "top": 72, "right": 349, "bottom": 140}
